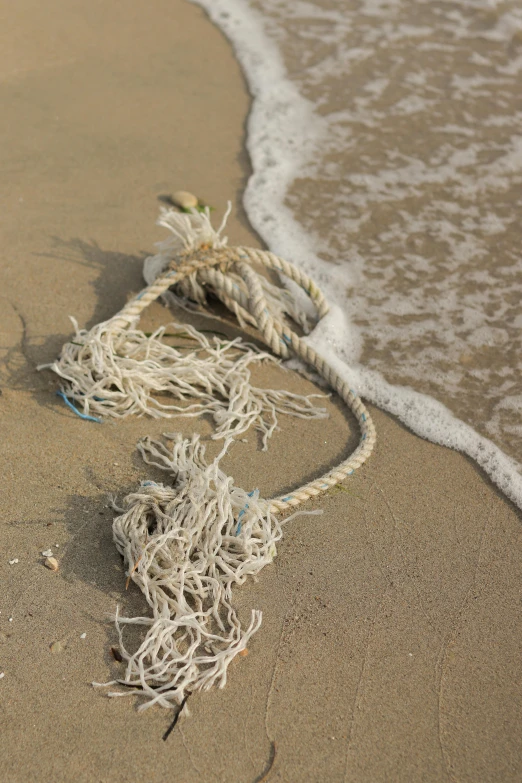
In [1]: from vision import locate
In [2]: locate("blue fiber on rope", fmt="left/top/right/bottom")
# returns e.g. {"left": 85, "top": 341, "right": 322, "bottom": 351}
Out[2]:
{"left": 281, "top": 495, "right": 292, "bottom": 503}
{"left": 136, "top": 291, "right": 145, "bottom": 300}
{"left": 142, "top": 481, "right": 158, "bottom": 487}
{"left": 362, "top": 433, "right": 366, "bottom": 440}
{"left": 361, "top": 413, "right": 366, "bottom": 421}
{"left": 56, "top": 391, "right": 102, "bottom": 423}
{"left": 350, "top": 389, "right": 357, "bottom": 396}
{"left": 235, "top": 490, "right": 259, "bottom": 535}
{"left": 235, "top": 505, "right": 247, "bottom": 536}
{"left": 282, "top": 334, "right": 291, "bottom": 344}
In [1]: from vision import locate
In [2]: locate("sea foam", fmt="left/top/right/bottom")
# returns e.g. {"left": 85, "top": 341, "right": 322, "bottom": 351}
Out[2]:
{"left": 190, "top": 0, "right": 522, "bottom": 509}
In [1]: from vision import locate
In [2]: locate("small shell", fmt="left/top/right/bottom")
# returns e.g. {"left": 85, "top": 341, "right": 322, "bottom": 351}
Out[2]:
{"left": 172, "top": 190, "right": 198, "bottom": 209}
{"left": 44, "top": 556, "right": 59, "bottom": 571}
{"left": 42, "top": 549, "right": 54, "bottom": 557}
{"left": 50, "top": 640, "right": 66, "bottom": 654}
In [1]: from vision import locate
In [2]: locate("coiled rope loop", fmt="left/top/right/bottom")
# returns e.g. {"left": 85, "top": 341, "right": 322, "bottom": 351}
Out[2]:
{"left": 110, "top": 243, "right": 375, "bottom": 512}
{"left": 43, "top": 209, "right": 378, "bottom": 709}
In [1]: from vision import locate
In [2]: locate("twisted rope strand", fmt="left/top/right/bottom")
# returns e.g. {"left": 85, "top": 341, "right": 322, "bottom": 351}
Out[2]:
{"left": 51, "top": 209, "right": 378, "bottom": 709}
{"left": 98, "top": 244, "right": 376, "bottom": 511}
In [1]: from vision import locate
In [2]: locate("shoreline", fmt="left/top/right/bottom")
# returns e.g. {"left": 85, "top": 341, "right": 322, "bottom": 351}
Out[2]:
{"left": 1, "top": 1, "right": 521, "bottom": 781}
{"left": 190, "top": 0, "right": 522, "bottom": 513}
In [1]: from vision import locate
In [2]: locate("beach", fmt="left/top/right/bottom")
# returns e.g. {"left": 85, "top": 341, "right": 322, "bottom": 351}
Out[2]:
{"left": 1, "top": 1, "right": 521, "bottom": 781}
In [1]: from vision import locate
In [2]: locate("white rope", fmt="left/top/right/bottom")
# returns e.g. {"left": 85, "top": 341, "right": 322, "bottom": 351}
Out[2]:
{"left": 43, "top": 205, "right": 376, "bottom": 709}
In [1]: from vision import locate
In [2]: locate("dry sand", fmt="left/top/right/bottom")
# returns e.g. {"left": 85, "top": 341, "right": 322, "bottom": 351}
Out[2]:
{"left": 1, "top": 1, "right": 521, "bottom": 781}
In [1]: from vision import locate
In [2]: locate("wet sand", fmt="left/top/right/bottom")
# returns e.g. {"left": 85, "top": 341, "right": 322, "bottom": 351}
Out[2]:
{"left": 1, "top": 1, "right": 521, "bottom": 781}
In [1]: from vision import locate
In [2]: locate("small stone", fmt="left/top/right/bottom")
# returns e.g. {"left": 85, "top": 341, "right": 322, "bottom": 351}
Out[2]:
{"left": 44, "top": 557, "right": 59, "bottom": 572}
{"left": 50, "top": 640, "right": 66, "bottom": 654}
{"left": 238, "top": 648, "right": 249, "bottom": 658}
{"left": 8, "top": 617, "right": 13, "bottom": 622}
{"left": 172, "top": 190, "right": 198, "bottom": 209}
{"left": 80, "top": 633, "right": 86, "bottom": 639}
{"left": 110, "top": 646, "right": 123, "bottom": 662}
{"left": 8, "top": 558, "right": 19, "bottom": 565}
{"left": 0, "top": 672, "right": 5, "bottom": 679}
{"left": 42, "top": 549, "right": 53, "bottom": 558}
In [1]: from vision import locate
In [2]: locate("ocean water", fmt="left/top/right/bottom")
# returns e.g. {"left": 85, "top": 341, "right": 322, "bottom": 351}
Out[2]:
{"left": 191, "top": 0, "right": 522, "bottom": 508}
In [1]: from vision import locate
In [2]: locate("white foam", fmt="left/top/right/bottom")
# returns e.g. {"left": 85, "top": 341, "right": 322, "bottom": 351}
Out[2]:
{"left": 189, "top": 0, "right": 522, "bottom": 509}
{"left": 307, "top": 324, "right": 522, "bottom": 508}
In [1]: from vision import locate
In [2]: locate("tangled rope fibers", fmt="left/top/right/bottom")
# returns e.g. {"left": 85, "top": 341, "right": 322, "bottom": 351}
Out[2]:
{"left": 41, "top": 205, "right": 376, "bottom": 710}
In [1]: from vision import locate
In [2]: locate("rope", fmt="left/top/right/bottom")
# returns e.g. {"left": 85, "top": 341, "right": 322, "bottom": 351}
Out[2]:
{"left": 44, "top": 208, "right": 377, "bottom": 709}
{"left": 101, "top": 243, "right": 375, "bottom": 512}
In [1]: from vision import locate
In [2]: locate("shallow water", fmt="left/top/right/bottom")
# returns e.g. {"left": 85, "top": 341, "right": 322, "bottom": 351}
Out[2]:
{"left": 192, "top": 0, "right": 522, "bottom": 505}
